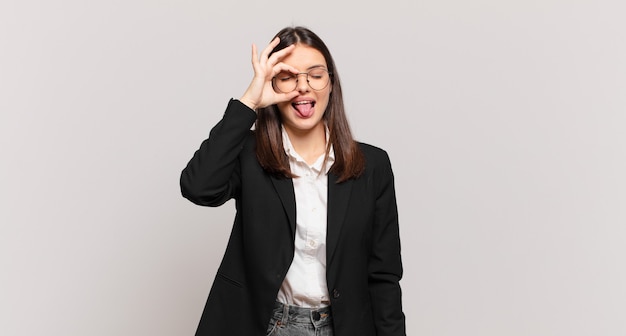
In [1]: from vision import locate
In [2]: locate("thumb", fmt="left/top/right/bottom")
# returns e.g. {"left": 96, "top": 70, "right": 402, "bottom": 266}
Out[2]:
{"left": 282, "top": 91, "right": 300, "bottom": 102}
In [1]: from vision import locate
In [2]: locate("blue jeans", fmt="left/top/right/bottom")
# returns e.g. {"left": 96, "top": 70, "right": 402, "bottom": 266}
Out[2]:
{"left": 266, "top": 301, "right": 334, "bottom": 336}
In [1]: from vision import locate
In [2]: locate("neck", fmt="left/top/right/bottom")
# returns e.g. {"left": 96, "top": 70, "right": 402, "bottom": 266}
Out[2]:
{"left": 284, "top": 123, "right": 327, "bottom": 165}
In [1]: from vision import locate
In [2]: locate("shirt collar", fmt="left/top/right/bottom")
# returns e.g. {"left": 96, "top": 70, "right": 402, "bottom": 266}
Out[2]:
{"left": 282, "top": 126, "right": 335, "bottom": 174}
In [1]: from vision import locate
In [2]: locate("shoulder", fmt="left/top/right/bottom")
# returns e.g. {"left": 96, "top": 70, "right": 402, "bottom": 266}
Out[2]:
{"left": 357, "top": 142, "right": 394, "bottom": 177}
{"left": 358, "top": 142, "right": 391, "bottom": 165}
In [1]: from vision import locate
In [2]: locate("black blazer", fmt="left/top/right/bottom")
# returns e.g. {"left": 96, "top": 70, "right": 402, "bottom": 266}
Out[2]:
{"left": 181, "top": 99, "right": 405, "bottom": 336}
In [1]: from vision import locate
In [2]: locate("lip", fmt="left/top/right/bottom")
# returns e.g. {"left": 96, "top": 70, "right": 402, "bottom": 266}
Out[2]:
{"left": 291, "top": 96, "right": 317, "bottom": 104}
{"left": 291, "top": 97, "right": 316, "bottom": 109}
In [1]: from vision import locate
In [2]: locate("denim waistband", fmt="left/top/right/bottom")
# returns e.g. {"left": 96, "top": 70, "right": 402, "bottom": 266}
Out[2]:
{"left": 272, "top": 301, "right": 333, "bottom": 326}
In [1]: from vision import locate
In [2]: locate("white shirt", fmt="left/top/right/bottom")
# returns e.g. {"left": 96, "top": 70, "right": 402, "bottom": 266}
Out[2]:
{"left": 276, "top": 127, "right": 335, "bottom": 308}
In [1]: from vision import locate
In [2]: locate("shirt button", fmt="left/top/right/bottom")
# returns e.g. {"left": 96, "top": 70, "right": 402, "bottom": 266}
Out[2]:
{"left": 309, "top": 240, "right": 317, "bottom": 248}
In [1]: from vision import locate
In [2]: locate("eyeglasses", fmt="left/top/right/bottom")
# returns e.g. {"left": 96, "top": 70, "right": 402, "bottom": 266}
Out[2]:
{"left": 272, "top": 68, "right": 332, "bottom": 93}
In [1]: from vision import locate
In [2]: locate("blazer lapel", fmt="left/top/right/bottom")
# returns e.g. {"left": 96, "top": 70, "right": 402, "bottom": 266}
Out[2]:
{"left": 326, "top": 173, "right": 353, "bottom": 264}
{"left": 269, "top": 176, "right": 297, "bottom": 238}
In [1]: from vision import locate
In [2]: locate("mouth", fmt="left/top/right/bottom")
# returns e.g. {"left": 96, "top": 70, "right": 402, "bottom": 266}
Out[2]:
{"left": 291, "top": 100, "right": 316, "bottom": 118}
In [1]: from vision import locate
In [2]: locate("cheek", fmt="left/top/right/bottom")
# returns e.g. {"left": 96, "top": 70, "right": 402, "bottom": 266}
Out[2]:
{"left": 317, "top": 91, "right": 331, "bottom": 111}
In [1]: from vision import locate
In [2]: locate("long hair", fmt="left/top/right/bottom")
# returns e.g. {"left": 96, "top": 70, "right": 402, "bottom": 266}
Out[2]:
{"left": 255, "top": 26, "right": 365, "bottom": 183}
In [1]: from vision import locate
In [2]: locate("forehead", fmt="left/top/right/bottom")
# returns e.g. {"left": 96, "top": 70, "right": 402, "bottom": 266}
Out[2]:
{"left": 281, "top": 44, "right": 327, "bottom": 70}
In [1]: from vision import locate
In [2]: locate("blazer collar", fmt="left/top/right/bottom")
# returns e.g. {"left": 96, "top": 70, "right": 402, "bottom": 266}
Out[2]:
{"left": 326, "top": 173, "right": 353, "bottom": 264}
{"left": 269, "top": 176, "right": 297, "bottom": 239}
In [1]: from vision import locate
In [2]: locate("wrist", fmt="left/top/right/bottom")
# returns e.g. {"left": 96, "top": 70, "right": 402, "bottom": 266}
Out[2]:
{"left": 238, "top": 96, "right": 257, "bottom": 111}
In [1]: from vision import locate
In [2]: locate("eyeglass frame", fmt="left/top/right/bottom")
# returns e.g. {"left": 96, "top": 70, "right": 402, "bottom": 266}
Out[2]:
{"left": 271, "top": 67, "right": 333, "bottom": 93}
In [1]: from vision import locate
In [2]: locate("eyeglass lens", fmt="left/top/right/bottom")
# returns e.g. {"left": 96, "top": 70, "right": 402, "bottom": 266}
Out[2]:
{"left": 272, "top": 68, "right": 330, "bottom": 93}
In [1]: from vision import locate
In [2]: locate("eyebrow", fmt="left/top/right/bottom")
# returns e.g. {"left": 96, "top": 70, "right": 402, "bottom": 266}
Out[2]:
{"left": 307, "top": 64, "right": 327, "bottom": 70}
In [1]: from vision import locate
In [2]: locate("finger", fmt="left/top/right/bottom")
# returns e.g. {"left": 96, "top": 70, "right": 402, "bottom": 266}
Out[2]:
{"left": 250, "top": 43, "right": 260, "bottom": 69}
{"left": 251, "top": 43, "right": 258, "bottom": 63}
{"left": 259, "top": 37, "right": 280, "bottom": 62}
{"left": 271, "top": 62, "right": 300, "bottom": 77}
{"left": 267, "top": 44, "right": 295, "bottom": 66}
{"left": 271, "top": 91, "right": 300, "bottom": 105}
{"left": 281, "top": 91, "right": 301, "bottom": 102}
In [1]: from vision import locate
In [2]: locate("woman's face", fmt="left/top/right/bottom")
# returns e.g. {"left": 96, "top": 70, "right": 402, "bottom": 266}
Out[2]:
{"left": 275, "top": 44, "right": 331, "bottom": 136}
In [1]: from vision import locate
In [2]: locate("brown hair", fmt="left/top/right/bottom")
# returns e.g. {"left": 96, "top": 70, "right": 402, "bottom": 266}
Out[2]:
{"left": 255, "top": 26, "right": 365, "bottom": 183}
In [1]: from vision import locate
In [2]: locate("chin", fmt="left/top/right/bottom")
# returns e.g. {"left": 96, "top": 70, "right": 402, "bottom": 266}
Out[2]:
{"left": 286, "top": 117, "right": 324, "bottom": 132}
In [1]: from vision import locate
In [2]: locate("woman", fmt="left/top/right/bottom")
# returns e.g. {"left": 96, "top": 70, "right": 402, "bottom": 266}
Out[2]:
{"left": 181, "top": 26, "right": 405, "bottom": 336}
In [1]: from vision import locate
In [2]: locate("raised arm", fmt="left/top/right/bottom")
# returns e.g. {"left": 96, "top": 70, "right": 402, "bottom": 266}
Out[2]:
{"left": 180, "top": 100, "right": 256, "bottom": 206}
{"left": 181, "top": 37, "right": 302, "bottom": 206}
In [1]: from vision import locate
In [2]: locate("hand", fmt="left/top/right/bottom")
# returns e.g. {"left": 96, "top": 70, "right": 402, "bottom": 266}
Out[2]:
{"left": 239, "top": 37, "right": 300, "bottom": 111}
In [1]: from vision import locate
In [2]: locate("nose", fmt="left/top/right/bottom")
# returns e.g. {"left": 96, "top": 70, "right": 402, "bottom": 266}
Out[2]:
{"left": 295, "top": 73, "right": 310, "bottom": 93}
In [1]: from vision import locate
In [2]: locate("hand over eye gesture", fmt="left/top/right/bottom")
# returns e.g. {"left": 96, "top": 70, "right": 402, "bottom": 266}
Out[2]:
{"left": 239, "top": 37, "right": 300, "bottom": 111}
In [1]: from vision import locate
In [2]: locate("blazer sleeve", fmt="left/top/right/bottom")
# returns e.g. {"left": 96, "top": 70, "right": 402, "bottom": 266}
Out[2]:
{"left": 368, "top": 150, "right": 406, "bottom": 335}
{"left": 180, "top": 99, "right": 257, "bottom": 207}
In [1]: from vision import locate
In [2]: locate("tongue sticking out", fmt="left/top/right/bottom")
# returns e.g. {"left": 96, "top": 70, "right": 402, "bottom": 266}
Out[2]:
{"left": 293, "top": 102, "right": 315, "bottom": 118}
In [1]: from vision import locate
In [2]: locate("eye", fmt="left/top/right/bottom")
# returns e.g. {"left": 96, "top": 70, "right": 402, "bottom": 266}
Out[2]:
{"left": 308, "top": 69, "right": 327, "bottom": 79}
{"left": 276, "top": 72, "right": 295, "bottom": 81}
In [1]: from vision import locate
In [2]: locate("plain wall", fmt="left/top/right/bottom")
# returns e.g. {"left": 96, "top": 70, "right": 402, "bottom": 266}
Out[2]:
{"left": 1, "top": 0, "right": 625, "bottom": 335}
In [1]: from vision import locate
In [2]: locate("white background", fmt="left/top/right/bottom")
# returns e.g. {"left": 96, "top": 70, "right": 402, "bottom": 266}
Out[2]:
{"left": 1, "top": 0, "right": 625, "bottom": 335}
